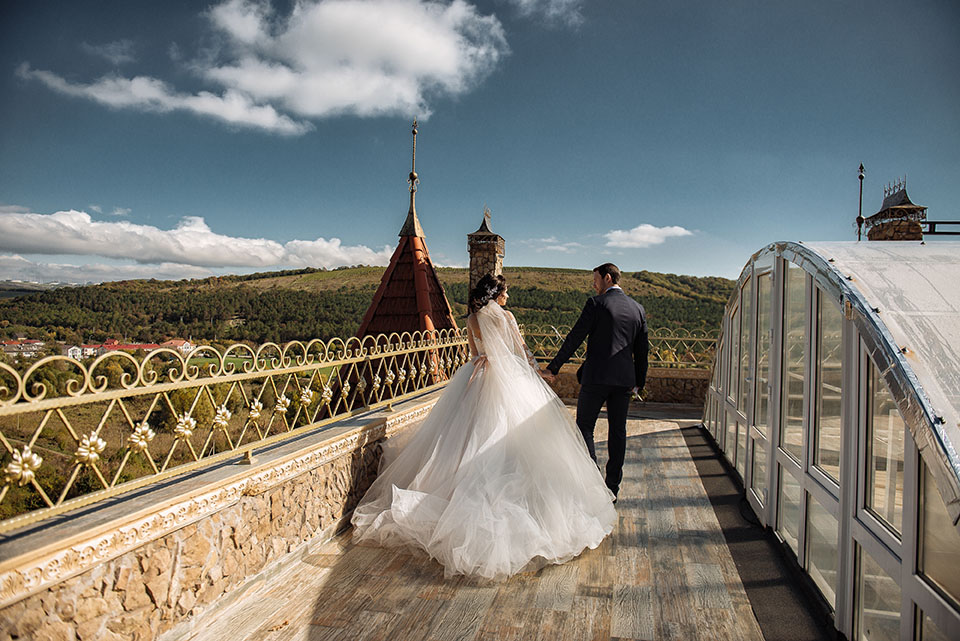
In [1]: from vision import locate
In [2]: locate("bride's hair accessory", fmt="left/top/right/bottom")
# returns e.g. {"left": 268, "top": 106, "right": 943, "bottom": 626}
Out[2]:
{"left": 469, "top": 273, "right": 507, "bottom": 313}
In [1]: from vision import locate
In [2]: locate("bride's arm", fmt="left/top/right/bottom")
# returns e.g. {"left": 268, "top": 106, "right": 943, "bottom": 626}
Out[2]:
{"left": 505, "top": 311, "right": 538, "bottom": 369}
{"left": 466, "top": 314, "right": 482, "bottom": 360}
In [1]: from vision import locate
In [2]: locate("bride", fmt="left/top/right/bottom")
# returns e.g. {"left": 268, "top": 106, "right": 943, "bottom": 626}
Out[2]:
{"left": 350, "top": 274, "right": 617, "bottom": 580}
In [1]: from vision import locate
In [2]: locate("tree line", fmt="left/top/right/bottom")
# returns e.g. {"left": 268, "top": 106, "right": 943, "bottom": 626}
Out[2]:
{"left": 0, "top": 272, "right": 728, "bottom": 347}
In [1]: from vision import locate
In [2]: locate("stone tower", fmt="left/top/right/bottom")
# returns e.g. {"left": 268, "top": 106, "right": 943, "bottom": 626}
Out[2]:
{"left": 865, "top": 178, "right": 927, "bottom": 241}
{"left": 467, "top": 207, "right": 505, "bottom": 294}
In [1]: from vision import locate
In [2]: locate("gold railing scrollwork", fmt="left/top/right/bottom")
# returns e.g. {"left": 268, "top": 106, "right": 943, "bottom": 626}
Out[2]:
{"left": 0, "top": 325, "right": 714, "bottom": 533}
{"left": 522, "top": 325, "right": 719, "bottom": 370}
{"left": 0, "top": 329, "right": 469, "bottom": 533}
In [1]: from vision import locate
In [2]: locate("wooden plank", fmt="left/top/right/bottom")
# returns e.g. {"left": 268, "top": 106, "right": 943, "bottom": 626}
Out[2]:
{"left": 610, "top": 585, "right": 655, "bottom": 640}
{"left": 479, "top": 569, "right": 534, "bottom": 635}
{"left": 685, "top": 563, "right": 733, "bottom": 610}
{"left": 532, "top": 562, "right": 579, "bottom": 611}
{"left": 532, "top": 608, "right": 567, "bottom": 641}
{"left": 561, "top": 595, "right": 611, "bottom": 641}
{"left": 355, "top": 610, "right": 402, "bottom": 641}
{"left": 427, "top": 583, "right": 498, "bottom": 641}
{"left": 385, "top": 596, "right": 445, "bottom": 640}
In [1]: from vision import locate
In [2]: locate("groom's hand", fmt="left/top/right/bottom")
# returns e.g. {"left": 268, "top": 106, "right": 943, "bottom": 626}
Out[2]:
{"left": 540, "top": 367, "right": 556, "bottom": 383}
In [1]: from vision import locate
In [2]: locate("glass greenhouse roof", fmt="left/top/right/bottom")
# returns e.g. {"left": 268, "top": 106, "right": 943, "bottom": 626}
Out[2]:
{"left": 802, "top": 241, "right": 960, "bottom": 513}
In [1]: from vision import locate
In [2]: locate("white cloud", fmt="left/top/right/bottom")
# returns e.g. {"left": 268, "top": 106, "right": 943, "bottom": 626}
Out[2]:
{"left": 0, "top": 209, "right": 394, "bottom": 272}
{"left": 604, "top": 224, "right": 693, "bottom": 248}
{"left": 0, "top": 205, "right": 30, "bottom": 214}
{"left": 0, "top": 254, "right": 214, "bottom": 284}
{"left": 18, "top": 0, "right": 509, "bottom": 134}
{"left": 519, "top": 235, "right": 582, "bottom": 252}
{"left": 539, "top": 242, "right": 581, "bottom": 252}
{"left": 110, "top": 207, "right": 131, "bottom": 217}
{"left": 81, "top": 39, "right": 136, "bottom": 65}
{"left": 202, "top": 0, "right": 508, "bottom": 119}
{"left": 283, "top": 238, "right": 394, "bottom": 269}
{"left": 505, "top": 0, "right": 584, "bottom": 27}
{"left": 16, "top": 64, "right": 311, "bottom": 135}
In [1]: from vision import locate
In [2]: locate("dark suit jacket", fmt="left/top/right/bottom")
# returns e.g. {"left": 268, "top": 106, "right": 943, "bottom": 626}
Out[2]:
{"left": 547, "top": 287, "right": 648, "bottom": 389}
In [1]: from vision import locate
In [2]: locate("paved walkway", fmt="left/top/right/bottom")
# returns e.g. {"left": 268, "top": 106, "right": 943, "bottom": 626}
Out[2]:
{"left": 181, "top": 408, "right": 765, "bottom": 641}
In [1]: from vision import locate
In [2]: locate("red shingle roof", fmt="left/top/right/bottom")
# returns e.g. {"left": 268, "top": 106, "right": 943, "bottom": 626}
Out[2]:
{"left": 356, "top": 212, "right": 458, "bottom": 339}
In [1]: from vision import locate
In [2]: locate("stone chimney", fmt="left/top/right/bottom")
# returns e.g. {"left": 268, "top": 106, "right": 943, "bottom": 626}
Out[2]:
{"left": 467, "top": 207, "right": 505, "bottom": 294}
{"left": 865, "top": 179, "right": 927, "bottom": 241}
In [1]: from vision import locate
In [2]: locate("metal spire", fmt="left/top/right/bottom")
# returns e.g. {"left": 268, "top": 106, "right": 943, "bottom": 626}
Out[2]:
{"left": 857, "top": 163, "right": 865, "bottom": 241}
{"left": 399, "top": 119, "right": 425, "bottom": 237}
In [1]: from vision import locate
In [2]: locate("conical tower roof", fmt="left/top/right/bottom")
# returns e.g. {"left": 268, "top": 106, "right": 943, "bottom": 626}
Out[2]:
{"left": 356, "top": 120, "right": 458, "bottom": 338}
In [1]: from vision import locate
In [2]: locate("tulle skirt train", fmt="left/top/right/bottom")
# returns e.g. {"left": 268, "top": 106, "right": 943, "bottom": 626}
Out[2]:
{"left": 350, "top": 354, "right": 617, "bottom": 581}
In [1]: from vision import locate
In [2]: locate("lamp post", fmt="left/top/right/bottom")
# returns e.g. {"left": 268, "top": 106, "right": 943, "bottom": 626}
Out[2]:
{"left": 856, "top": 163, "right": 865, "bottom": 241}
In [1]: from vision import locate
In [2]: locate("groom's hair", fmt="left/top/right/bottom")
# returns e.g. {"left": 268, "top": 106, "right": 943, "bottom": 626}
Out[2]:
{"left": 593, "top": 263, "right": 621, "bottom": 284}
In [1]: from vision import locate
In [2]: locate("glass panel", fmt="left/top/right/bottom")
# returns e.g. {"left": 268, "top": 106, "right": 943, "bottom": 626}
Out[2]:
{"left": 712, "top": 336, "right": 722, "bottom": 389}
{"left": 920, "top": 461, "right": 960, "bottom": 608}
{"left": 705, "top": 396, "right": 714, "bottom": 436}
{"left": 781, "top": 262, "right": 806, "bottom": 461}
{"left": 778, "top": 467, "right": 801, "bottom": 554}
{"left": 806, "top": 494, "right": 838, "bottom": 610}
{"left": 739, "top": 278, "right": 752, "bottom": 413}
{"left": 725, "top": 410, "right": 736, "bottom": 463}
{"left": 856, "top": 546, "right": 901, "bottom": 641}
{"left": 866, "top": 363, "right": 905, "bottom": 534}
{"left": 754, "top": 272, "right": 772, "bottom": 437}
{"left": 729, "top": 304, "right": 740, "bottom": 403}
{"left": 736, "top": 421, "right": 747, "bottom": 477}
{"left": 918, "top": 611, "right": 950, "bottom": 641}
{"left": 751, "top": 433, "right": 767, "bottom": 502}
{"left": 814, "top": 292, "right": 843, "bottom": 484}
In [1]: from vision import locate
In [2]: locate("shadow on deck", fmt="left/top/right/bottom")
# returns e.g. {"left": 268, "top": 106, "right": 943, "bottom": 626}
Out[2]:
{"left": 180, "top": 406, "right": 830, "bottom": 641}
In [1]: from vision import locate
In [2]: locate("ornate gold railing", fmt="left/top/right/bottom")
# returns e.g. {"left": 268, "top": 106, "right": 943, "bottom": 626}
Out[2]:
{"left": 523, "top": 326, "right": 719, "bottom": 369}
{"left": 0, "top": 330, "right": 469, "bottom": 534}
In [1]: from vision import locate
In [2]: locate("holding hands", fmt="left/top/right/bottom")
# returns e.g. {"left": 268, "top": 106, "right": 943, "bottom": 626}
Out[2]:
{"left": 539, "top": 367, "right": 556, "bottom": 383}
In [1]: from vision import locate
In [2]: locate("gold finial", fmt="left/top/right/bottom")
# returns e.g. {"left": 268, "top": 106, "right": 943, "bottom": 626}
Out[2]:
{"left": 408, "top": 118, "right": 419, "bottom": 195}
{"left": 400, "top": 119, "right": 425, "bottom": 237}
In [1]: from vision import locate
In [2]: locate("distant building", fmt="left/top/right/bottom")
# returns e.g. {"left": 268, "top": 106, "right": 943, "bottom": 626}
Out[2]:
{"left": 80, "top": 345, "right": 101, "bottom": 358}
{"left": 160, "top": 339, "right": 194, "bottom": 355}
{"left": 0, "top": 339, "right": 46, "bottom": 361}
{"left": 864, "top": 178, "right": 926, "bottom": 241}
{"left": 65, "top": 345, "right": 82, "bottom": 360}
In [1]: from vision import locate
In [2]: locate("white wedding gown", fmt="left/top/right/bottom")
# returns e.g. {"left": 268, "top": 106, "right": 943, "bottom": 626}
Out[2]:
{"left": 350, "top": 301, "right": 617, "bottom": 581}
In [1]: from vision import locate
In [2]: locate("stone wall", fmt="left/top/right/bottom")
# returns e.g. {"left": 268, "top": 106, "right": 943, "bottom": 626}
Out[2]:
{"left": 547, "top": 364, "right": 710, "bottom": 406}
{"left": 867, "top": 219, "right": 923, "bottom": 241}
{"left": 0, "top": 399, "right": 437, "bottom": 641}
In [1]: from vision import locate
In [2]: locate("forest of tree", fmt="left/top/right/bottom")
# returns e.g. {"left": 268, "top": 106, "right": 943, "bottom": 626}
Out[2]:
{"left": 0, "top": 267, "right": 734, "bottom": 345}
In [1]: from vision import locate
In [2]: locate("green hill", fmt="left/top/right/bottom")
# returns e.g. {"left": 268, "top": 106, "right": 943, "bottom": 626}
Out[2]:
{"left": 0, "top": 266, "right": 734, "bottom": 346}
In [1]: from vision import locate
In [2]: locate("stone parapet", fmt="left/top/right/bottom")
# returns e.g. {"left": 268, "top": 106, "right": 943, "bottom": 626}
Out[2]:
{"left": 546, "top": 364, "right": 710, "bottom": 406}
{"left": 0, "top": 392, "right": 442, "bottom": 641}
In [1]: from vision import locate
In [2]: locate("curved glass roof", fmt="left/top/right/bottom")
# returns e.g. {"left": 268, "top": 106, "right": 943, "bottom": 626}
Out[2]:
{"left": 757, "top": 240, "right": 960, "bottom": 526}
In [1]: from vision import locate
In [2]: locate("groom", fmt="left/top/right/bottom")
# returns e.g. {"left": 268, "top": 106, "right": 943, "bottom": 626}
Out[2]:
{"left": 543, "top": 263, "right": 648, "bottom": 501}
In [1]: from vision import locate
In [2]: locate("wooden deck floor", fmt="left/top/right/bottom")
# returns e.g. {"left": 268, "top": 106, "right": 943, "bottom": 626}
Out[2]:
{"left": 183, "top": 412, "right": 765, "bottom": 641}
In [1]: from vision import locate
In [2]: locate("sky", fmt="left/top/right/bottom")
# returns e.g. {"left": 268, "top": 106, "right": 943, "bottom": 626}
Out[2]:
{"left": 0, "top": 0, "right": 958, "bottom": 284}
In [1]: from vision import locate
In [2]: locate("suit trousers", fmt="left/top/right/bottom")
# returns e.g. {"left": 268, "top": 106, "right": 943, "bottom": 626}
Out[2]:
{"left": 576, "top": 383, "right": 631, "bottom": 496}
